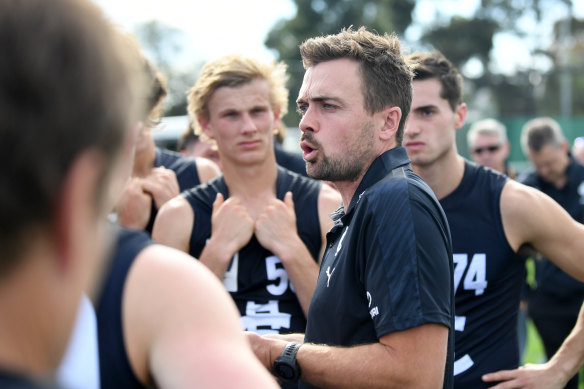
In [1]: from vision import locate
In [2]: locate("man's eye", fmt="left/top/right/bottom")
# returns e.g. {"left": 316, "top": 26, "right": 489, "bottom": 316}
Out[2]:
{"left": 296, "top": 105, "right": 307, "bottom": 115}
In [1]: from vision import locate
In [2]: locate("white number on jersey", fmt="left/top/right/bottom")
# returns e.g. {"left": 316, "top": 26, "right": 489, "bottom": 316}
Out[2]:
{"left": 240, "top": 300, "right": 292, "bottom": 335}
{"left": 453, "top": 253, "right": 488, "bottom": 296}
{"left": 266, "top": 255, "right": 295, "bottom": 295}
{"left": 222, "top": 252, "right": 239, "bottom": 292}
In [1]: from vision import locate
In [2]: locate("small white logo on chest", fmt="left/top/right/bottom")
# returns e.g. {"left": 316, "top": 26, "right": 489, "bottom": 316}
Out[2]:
{"left": 326, "top": 266, "right": 335, "bottom": 287}
{"left": 335, "top": 227, "right": 349, "bottom": 257}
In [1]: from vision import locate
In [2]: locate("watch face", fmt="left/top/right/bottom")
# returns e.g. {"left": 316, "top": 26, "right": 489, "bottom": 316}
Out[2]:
{"left": 275, "top": 364, "right": 295, "bottom": 380}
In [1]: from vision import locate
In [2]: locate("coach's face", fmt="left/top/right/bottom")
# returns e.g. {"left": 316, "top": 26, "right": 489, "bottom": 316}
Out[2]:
{"left": 297, "top": 58, "right": 380, "bottom": 184}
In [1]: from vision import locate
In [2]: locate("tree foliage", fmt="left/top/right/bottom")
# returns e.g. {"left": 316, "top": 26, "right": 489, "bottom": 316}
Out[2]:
{"left": 265, "top": 0, "right": 416, "bottom": 126}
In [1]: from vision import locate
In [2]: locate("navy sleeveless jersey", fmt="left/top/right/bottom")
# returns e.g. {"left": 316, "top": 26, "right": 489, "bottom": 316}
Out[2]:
{"left": 301, "top": 147, "right": 454, "bottom": 389}
{"left": 0, "top": 371, "right": 57, "bottom": 389}
{"left": 144, "top": 147, "right": 201, "bottom": 233}
{"left": 519, "top": 158, "right": 584, "bottom": 301}
{"left": 183, "top": 166, "right": 322, "bottom": 335}
{"left": 96, "top": 227, "right": 151, "bottom": 389}
{"left": 441, "top": 161, "right": 525, "bottom": 388}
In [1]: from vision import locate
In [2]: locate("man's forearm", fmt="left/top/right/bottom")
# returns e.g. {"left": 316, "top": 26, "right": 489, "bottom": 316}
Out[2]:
{"left": 546, "top": 304, "right": 584, "bottom": 383}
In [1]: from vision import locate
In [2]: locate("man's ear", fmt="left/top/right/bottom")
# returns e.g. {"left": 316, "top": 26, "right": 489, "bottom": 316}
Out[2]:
{"left": 52, "top": 150, "right": 105, "bottom": 275}
{"left": 379, "top": 106, "right": 402, "bottom": 142}
{"left": 454, "top": 103, "right": 467, "bottom": 130}
{"left": 273, "top": 107, "right": 282, "bottom": 128}
{"left": 197, "top": 115, "right": 214, "bottom": 139}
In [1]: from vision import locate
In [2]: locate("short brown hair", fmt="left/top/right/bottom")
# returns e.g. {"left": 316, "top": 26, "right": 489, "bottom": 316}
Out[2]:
{"left": 187, "top": 54, "right": 289, "bottom": 136}
{"left": 0, "top": 0, "right": 145, "bottom": 271}
{"left": 407, "top": 50, "right": 463, "bottom": 112}
{"left": 521, "top": 117, "right": 565, "bottom": 154}
{"left": 299, "top": 26, "right": 413, "bottom": 145}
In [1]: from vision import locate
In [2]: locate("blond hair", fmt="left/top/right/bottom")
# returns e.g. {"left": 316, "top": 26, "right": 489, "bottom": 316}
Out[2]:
{"left": 187, "top": 54, "right": 289, "bottom": 136}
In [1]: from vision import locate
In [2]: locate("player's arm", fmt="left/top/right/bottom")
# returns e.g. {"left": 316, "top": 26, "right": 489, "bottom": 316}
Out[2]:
{"left": 194, "top": 156, "right": 221, "bottom": 184}
{"left": 123, "top": 244, "right": 279, "bottom": 389}
{"left": 247, "top": 323, "right": 449, "bottom": 388}
{"left": 151, "top": 196, "right": 192, "bottom": 253}
{"left": 501, "top": 180, "right": 584, "bottom": 281}
{"left": 142, "top": 166, "right": 180, "bottom": 209}
{"left": 482, "top": 303, "right": 584, "bottom": 389}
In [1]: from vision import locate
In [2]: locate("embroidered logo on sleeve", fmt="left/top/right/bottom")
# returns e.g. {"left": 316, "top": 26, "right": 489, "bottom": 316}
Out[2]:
{"left": 367, "top": 291, "right": 379, "bottom": 319}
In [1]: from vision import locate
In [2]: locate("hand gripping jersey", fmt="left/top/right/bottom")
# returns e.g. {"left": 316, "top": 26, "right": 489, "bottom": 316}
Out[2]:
{"left": 183, "top": 167, "right": 322, "bottom": 335}
{"left": 301, "top": 147, "right": 454, "bottom": 389}
{"left": 144, "top": 147, "right": 202, "bottom": 233}
{"left": 441, "top": 161, "right": 525, "bottom": 388}
{"left": 97, "top": 227, "right": 152, "bottom": 389}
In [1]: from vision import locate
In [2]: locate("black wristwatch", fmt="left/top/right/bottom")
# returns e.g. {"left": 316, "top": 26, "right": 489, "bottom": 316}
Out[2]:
{"left": 273, "top": 342, "right": 302, "bottom": 382}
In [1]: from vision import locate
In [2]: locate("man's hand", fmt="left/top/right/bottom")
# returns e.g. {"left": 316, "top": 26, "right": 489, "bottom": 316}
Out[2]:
{"left": 244, "top": 331, "right": 288, "bottom": 371}
{"left": 199, "top": 193, "right": 255, "bottom": 278}
{"left": 255, "top": 192, "right": 300, "bottom": 258}
{"left": 142, "top": 166, "right": 180, "bottom": 209}
{"left": 482, "top": 363, "right": 568, "bottom": 389}
{"left": 117, "top": 177, "right": 152, "bottom": 229}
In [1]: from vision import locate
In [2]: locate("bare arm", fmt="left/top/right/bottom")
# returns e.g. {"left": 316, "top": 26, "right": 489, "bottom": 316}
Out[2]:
{"left": 123, "top": 244, "right": 279, "bottom": 389}
{"left": 501, "top": 180, "right": 584, "bottom": 281}
{"left": 482, "top": 303, "right": 584, "bottom": 388}
{"left": 151, "top": 196, "right": 192, "bottom": 253}
{"left": 247, "top": 324, "right": 449, "bottom": 389}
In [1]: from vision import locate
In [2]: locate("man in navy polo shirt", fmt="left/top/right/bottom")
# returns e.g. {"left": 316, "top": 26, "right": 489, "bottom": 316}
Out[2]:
{"left": 246, "top": 27, "right": 454, "bottom": 389}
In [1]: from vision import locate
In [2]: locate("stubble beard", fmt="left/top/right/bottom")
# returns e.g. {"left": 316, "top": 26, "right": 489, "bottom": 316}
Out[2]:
{"left": 306, "top": 122, "right": 375, "bottom": 183}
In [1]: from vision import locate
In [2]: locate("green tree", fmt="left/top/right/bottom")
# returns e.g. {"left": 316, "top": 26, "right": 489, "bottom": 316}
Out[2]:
{"left": 265, "top": 0, "right": 416, "bottom": 126}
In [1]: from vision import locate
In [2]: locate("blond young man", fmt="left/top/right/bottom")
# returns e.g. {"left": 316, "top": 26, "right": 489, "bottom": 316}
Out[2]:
{"left": 153, "top": 55, "right": 341, "bottom": 345}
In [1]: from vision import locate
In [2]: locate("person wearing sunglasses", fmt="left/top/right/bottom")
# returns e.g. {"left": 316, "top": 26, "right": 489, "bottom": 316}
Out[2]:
{"left": 467, "top": 118, "right": 516, "bottom": 179}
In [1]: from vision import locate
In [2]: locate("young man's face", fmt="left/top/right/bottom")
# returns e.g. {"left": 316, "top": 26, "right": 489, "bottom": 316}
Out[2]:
{"left": 404, "top": 78, "right": 465, "bottom": 167}
{"left": 200, "top": 79, "right": 279, "bottom": 168}
{"left": 469, "top": 133, "right": 510, "bottom": 173}
{"left": 297, "top": 58, "right": 379, "bottom": 183}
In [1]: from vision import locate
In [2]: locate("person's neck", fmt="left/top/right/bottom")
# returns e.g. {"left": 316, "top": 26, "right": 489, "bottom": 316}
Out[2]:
{"left": 132, "top": 140, "right": 156, "bottom": 178}
{"left": 334, "top": 180, "right": 365, "bottom": 213}
{"left": 222, "top": 157, "right": 279, "bottom": 218}
{"left": 0, "top": 249, "right": 66, "bottom": 380}
{"left": 412, "top": 151, "right": 465, "bottom": 200}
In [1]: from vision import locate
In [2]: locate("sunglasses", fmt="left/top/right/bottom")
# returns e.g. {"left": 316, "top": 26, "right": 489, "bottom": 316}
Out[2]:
{"left": 472, "top": 145, "right": 501, "bottom": 154}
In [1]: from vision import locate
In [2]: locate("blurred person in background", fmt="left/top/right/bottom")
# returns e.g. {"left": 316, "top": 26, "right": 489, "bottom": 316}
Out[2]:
{"left": 114, "top": 64, "right": 220, "bottom": 234}
{"left": 178, "top": 125, "right": 222, "bottom": 169}
{"left": 467, "top": 118, "right": 516, "bottom": 179}
{"left": 571, "top": 136, "right": 584, "bottom": 165}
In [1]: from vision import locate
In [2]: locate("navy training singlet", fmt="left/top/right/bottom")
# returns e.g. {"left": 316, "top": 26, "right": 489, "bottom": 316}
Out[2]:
{"left": 182, "top": 166, "right": 322, "bottom": 335}
{"left": 441, "top": 161, "right": 525, "bottom": 388}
